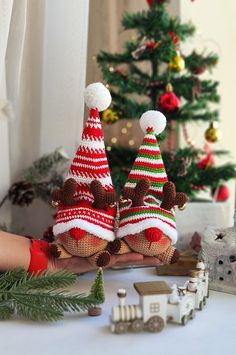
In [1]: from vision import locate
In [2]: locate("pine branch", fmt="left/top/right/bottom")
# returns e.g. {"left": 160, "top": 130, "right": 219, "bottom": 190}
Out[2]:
{"left": 110, "top": 91, "right": 151, "bottom": 120}
{"left": 10, "top": 291, "right": 95, "bottom": 321}
{"left": 0, "top": 304, "right": 14, "bottom": 320}
{"left": 23, "top": 148, "right": 69, "bottom": 183}
{"left": 7, "top": 270, "right": 77, "bottom": 291}
{"left": 0, "top": 269, "right": 101, "bottom": 322}
{"left": 122, "top": 7, "right": 194, "bottom": 40}
{"left": 185, "top": 51, "right": 218, "bottom": 72}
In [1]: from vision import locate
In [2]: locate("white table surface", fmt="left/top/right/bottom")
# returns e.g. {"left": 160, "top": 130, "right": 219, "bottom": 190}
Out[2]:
{"left": 1, "top": 267, "right": 236, "bottom": 355}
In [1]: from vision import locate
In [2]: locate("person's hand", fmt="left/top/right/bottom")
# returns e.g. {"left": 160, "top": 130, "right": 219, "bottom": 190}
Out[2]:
{"left": 48, "top": 253, "right": 162, "bottom": 274}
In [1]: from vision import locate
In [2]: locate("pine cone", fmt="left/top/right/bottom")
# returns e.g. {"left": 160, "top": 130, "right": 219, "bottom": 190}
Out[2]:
{"left": 8, "top": 181, "right": 35, "bottom": 206}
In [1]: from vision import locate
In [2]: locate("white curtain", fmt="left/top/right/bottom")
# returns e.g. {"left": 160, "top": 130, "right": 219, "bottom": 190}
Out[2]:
{"left": 0, "top": 0, "right": 13, "bottom": 226}
{"left": 0, "top": 0, "right": 89, "bottom": 235}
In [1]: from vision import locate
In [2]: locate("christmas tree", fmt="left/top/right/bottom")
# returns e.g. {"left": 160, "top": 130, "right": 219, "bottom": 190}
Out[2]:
{"left": 89, "top": 268, "right": 105, "bottom": 304}
{"left": 97, "top": 0, "right": 235, "bottom": 199}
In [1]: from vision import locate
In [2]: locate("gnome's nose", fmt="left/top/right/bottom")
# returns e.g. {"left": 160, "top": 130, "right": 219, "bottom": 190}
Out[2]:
{"left": 70, "top": 228, "right": 87, "bottom": 241}
{"left": 145, "top": 228, "right": 163, "bottom": 243}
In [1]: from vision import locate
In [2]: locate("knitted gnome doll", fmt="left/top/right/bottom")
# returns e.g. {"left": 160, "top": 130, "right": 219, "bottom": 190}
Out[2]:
{"left": 51, "top": 83, "right": 124, "bottom": 267}
{"left": 117, "top": 110, "right": 188, "bottom": 264}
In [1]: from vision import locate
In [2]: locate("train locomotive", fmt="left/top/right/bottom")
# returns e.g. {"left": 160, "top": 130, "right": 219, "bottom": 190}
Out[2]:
{"left": 110, "top": 261, "right": 209, "bottom": 334}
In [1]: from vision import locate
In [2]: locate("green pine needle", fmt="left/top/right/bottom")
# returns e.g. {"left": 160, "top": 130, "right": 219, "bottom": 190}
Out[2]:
{"left": 0, "top": 269, "right": 105, "bottom": 322}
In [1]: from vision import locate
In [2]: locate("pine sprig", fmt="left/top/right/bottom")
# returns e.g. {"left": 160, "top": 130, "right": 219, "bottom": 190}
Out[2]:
{"left": 0, "top": 304, "right": 14, "bottom": 320}
{"left": 1, "top": 270, "right": 77, "bottom": 291}
{"left": 0, "top": 269, "right": 104, "bottom": 322}
{"left": 23, "top": 148, "right": 69, "bottom": 183}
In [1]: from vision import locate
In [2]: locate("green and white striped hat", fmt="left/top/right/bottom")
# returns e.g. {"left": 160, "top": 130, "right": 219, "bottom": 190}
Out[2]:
{"left": 117, "top": 110, "right": 177, "bottom": 244}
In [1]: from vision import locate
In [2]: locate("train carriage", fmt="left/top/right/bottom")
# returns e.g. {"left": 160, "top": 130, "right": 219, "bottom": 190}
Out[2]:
{"left": 167, "top": 284, "right": 195, "bottom": 325}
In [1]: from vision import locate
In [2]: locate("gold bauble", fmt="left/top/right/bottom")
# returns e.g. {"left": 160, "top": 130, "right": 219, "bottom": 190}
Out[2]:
{"left": 205, "top": 122, "right": 222, "bottom": 143}
{"left": 102, "top": 108, "right": 119, "bottom": 124}
{"left": 169, "top": 54, "right": 185, "bottom": 72}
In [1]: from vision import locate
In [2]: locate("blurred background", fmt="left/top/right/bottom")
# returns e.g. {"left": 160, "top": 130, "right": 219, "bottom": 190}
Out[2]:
{"left": 0, "top": 0, "right": 236, "bottom": 241}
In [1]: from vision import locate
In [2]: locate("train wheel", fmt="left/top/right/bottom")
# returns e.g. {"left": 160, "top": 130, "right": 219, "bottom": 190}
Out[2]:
{"left": 147, "top": 316, "right": 164, "bottom": 333}
{"left": 189, "top": 310, "right": 196, "bottom": 320}
{"left": 115, "top": 322, "right": 128, "bottom": 334}
{"left": 131, "top": 319, "right": 144, "bottom": 333}
{"left": 181, "top": 315, "right": 188, "bottom": 326}
{"left": 199, "top": 301, "right": 203, "bottom": 310}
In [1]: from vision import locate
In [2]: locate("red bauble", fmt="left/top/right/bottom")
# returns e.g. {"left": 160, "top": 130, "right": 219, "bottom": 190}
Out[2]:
{"left": 169, "top": 32, "right": 179, "bottom": 45}
{"left": 159, "top": 91, "right": 181, "bottom": 113}
{"left": 198, "top": 144, "right": 215, "bottom": 169}
{"left": 192, "top": 66, "right": 206, "bottom": 75}
{"left": 213, "top": 185, "right": 230, "bottom": 202}
{"left": 146, "top": 0, "right": 167, "bottom": 7}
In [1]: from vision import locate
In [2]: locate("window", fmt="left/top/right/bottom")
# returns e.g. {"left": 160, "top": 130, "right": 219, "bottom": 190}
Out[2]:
{"left": 150, "top": 303, "right": 160, "bottom": 313}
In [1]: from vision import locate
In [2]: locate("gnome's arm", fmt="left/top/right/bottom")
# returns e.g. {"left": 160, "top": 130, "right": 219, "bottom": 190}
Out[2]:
{"left": 121, "top": 178, "right": 151, "bottom": 207}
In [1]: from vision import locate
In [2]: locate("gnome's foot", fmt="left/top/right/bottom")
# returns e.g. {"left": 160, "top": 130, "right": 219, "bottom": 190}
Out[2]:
{"left": 107, "top": 239, "right": 121, "bottom": 254}
{"left": 88, "top": 250, "right": 111, "bottom": 268}
{"left": 49, "top": 243, "right": 72, "bottom": 259}
{"left": 158, "top": 246, "right": 180, "bottom": 264}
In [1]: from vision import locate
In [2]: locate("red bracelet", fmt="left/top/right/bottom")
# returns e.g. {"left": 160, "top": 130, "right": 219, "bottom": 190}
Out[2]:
{"left": 28, "top": 240, "right": 50, "bottom": 274}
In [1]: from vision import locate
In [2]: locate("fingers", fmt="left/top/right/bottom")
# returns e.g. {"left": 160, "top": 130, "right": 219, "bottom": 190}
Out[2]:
{"left": 142, "top": 256, "right": 163, "bottom": 265}
{"left": 49, "top": 252, "right": 162, "bottom": 274}
{"left": 53, "top": 256, "right": 94, "bottom": 274}
{"left": 108, "top": 253, "right": 144, "bottom": 267}
{"left": 114, "top": 255, "right": 162, "bottom": 267}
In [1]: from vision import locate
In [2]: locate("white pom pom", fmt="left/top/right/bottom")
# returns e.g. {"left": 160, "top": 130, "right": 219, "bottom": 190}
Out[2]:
{"left": 84, "top": 82, "right": 111, "bottom": 111}
{"left": 140, "top": 110, "right": 166, "bottom": 135}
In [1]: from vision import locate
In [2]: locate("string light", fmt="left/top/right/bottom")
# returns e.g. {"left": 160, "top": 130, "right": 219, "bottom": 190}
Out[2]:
{"left": 126, "top": 122, "right": 133, "bottom": 128}
{"left": 111, "top": 137, "right": 118, "bottom": 144}
{"left": 129, "top": 139, "right": 135, "bottom": 146}
{"left": 106, "top": 146, "right": 112, "bottom": 151}
{"left": 121, "top": 128, "right": 128, "bottom": 134}
{"left": 182, "top": 123, "right": 201, "bottom": 159}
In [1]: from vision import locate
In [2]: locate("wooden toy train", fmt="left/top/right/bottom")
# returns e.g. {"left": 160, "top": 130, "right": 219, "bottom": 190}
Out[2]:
{"left": 110, "top": 261, "right": 209, "bottom": 334}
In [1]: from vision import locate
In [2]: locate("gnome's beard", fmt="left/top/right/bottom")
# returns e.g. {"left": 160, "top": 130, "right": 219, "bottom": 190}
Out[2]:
{"left": 125, "top": 231, "right": 171, "bottom": 256}
{"left": 59, "top": 231, "right": 108, "bottom": 257}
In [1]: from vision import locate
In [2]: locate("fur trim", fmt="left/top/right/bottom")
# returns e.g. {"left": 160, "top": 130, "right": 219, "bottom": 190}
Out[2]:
{"left": 53, "top": 219, "right": 115, "bottom": 242}
{"left": 117, "top": 217, "right": 177, "bottom": 244}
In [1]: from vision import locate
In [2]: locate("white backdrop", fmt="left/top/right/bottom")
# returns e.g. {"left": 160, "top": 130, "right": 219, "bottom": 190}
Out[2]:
{"left": 0, "top": 0, "right": 89, "bottom": 235}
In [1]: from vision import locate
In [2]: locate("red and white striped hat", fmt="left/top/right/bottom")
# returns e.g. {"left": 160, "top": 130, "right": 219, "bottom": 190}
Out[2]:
{"left": 53, "top": 83, "right": 116, "bottom": 241}
{"left": 117, "top": 111, "right": 177, "bottom": 244}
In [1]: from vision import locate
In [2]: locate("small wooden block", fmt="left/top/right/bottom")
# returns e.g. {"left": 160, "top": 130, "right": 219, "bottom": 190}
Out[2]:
{"left": 156, "top": 254, "right": 198, "bottom": 276}
{"left": 88, "top": 307, "right": 102, "bottom": 317}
